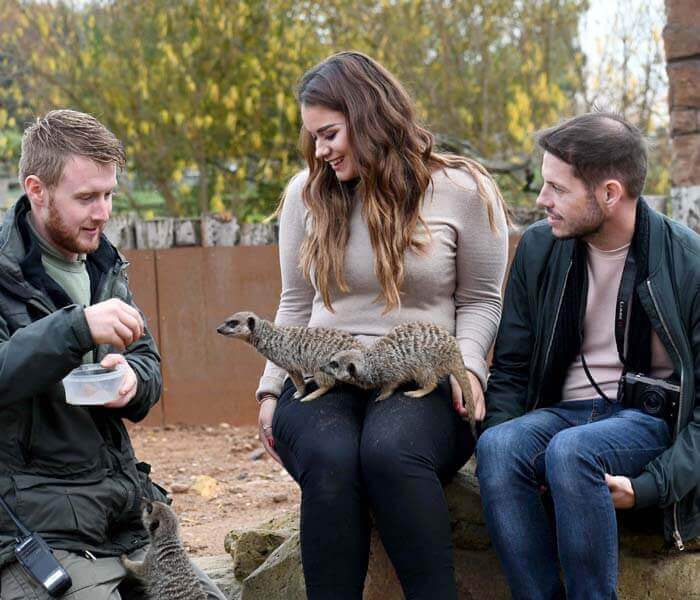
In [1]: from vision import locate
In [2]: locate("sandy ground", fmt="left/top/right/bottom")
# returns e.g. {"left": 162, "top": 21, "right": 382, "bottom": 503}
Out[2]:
{"left": 128, "top": 423, "right": 300, "bottom": 556}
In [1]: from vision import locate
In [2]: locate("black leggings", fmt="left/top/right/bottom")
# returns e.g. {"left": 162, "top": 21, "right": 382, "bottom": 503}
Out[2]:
{"left": 272, "top": 377, "right": 474, "bottom": 600}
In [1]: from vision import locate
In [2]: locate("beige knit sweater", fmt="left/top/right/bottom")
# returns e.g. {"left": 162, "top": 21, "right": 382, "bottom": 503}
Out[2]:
{"left": 256, "top": 167, "right": 509, "bottom": 400}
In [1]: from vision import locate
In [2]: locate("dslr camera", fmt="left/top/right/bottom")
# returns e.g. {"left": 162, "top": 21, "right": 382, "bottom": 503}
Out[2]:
{"left": 619, "top": 372, "right": 680, "bottom": 426}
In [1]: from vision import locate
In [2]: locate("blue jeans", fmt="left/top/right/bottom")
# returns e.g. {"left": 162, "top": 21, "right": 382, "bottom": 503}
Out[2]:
{"left": 476, "top": 398, "right": 671, "bottom": 600}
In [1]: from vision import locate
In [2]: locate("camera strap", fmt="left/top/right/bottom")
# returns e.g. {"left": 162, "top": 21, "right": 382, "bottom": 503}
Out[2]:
{"left": 580, "top": 245, "right": 637, "bottom": 402}
{"left": 0, "top": 492, "right": 32, "bottom": 539}
{"left": 614, "top": 247, "right": 637, "bottom": 368}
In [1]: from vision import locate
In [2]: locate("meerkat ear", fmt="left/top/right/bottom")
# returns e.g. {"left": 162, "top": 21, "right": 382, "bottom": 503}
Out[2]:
{"left": 247, "top": 316, "right": 256, "bottom": 331}
{"left": 348, "top": 363, "right": 357, "bottom": 377}
{"left": 149, "top": 520, "right": 160, "bottom": 533}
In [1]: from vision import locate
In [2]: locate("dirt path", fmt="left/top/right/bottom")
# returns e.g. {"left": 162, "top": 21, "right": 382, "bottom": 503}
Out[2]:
{"left": 128, "top": 423, "right": 300, "bottom": 556}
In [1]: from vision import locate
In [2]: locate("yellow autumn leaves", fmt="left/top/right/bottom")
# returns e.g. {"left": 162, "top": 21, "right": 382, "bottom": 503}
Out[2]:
{"left": 1, "top": 0, "right": 590, "bottom": 216}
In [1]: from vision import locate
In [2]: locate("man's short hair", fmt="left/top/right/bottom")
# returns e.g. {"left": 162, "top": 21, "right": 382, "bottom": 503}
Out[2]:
{"left": 18, "top": 109, "right": 125, "bottom": 190}
{"left": 536, "top": 112, "right": 647, "bottom": 198}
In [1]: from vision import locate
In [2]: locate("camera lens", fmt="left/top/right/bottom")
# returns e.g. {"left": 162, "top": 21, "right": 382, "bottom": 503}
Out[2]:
{"left": 640, "top": 388, "right": 665, "bottom": 417}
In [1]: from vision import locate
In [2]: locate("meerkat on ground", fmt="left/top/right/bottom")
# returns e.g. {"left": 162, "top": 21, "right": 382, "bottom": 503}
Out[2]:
{"left": 216, "top": 310, "right": 364, "bottom": 401}
{"left": 121, "top": 501, "right": 207, "bottom": 600}
{"left": 322, "top": 321, "right": 476, "bottom": 424}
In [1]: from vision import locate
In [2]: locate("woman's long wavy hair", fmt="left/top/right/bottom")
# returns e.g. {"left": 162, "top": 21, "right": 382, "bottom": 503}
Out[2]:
{"left": 286, "top": 51, "right": 508, "bottom": 313}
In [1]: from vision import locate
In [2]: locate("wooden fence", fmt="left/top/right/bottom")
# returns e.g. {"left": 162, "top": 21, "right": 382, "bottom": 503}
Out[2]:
{"left": 124, "top": 245, "right": 281, "bottom": 426}
{"left": 124, "top": 232, "right": 522, "bottom": 426}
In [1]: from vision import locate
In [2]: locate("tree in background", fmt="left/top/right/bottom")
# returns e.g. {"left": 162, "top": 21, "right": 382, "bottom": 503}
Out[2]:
{"left": 1, "top": 0, "right": 317, "bottom": 217}
{"left": 2, "top": 0, "right": 667, "bottom": 219}
{"left": 576, "top": 0, "right": 669, "bottom": 196}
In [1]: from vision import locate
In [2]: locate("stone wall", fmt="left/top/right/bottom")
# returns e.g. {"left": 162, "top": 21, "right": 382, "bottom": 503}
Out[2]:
{"left": 199, "top": 460, "right": 700, "bottom": 600}
{"left": 664, "top": 0, "right": 700, "bottom": 232}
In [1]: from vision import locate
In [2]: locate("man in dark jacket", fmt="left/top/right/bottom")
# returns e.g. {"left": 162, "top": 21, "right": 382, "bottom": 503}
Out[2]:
{"left": 0, "top": 110, "right": 225, "bottom": 599}
{"left": 477, "top": 112, "right": 700, "bottom": 600}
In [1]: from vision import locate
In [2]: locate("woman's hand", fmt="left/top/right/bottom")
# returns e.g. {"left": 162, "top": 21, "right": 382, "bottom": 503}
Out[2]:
{"left": 450, "top": 371, "right": 485, "bottom": 422}
{"left": 258, "top": 395, "right": 282, "bottom": 465}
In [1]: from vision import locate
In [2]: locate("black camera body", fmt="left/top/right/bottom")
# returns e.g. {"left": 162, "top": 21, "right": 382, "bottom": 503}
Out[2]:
{"left": 619, "top": 372, "right": 680, "bottom": 426}
{"left": 14, "top": 533, "right": 72, "bottom": 597}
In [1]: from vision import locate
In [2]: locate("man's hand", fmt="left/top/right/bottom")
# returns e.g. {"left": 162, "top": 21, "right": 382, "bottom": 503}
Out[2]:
{"left": 102, "top": 354, "right": 138, "bottom": 408}
{"left": 84, "top": 299, "right": 144, "bottom": 350}
{"left": 450, "top": 371, "right": 485, "bottom": 422}
{"left": 605, "top": 473, "right": 635, "bottom": 509}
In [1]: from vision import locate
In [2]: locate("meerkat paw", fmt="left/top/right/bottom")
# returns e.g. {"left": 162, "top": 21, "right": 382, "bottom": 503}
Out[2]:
{"left": 121, "top": 556, "right": 145, "bottom": 577}
{"left": 300, "top": 385, "right": 332, "bottom": 402}
{"left": 292, "top": 385, "right": 307, "bottom": 399}
{"left": 404, "top": 384, "right": 437, "bottom": 398}
{"left": 375, "top": 386, "right": 398, "bottom": 402}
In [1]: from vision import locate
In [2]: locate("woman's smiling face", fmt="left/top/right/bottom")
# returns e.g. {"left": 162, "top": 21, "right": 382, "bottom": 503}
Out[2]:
{"left": 301, "top": 104, "right": 358, "bottom": 182}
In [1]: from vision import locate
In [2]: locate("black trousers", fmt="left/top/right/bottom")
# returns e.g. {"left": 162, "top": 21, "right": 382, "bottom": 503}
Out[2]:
{"left": 272, "top": 377, "right": 475, "bottom": 600}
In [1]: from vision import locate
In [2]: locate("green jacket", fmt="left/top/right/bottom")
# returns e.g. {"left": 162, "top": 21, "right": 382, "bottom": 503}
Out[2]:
{"left": 0, "top": 197, "right": 165, "bottom": 568}
{"left": 484, "top": 199, "right": 700, "bottom": 549}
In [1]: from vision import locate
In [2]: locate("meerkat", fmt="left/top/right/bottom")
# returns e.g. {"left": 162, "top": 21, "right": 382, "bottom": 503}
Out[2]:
{"left": 322, "top": 321, "right": 476, "bottom": 424}
{"left": 216, "top": 311, "right": 364, "bottom": 401}
{"left": 121, "top": 501, "right": 207, "bottom": 600}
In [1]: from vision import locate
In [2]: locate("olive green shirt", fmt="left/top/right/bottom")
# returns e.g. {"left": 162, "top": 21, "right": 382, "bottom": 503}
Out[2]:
{"left": 27, "top": 213, "right": 92, "bottom": 362}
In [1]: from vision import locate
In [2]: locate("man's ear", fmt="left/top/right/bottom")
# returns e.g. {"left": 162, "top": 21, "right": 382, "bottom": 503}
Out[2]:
{"left": 24, "top": 175, "right": 48, "bottom": 208}
{"left": 602, "top": 179, "right": 625, "bottom": 208}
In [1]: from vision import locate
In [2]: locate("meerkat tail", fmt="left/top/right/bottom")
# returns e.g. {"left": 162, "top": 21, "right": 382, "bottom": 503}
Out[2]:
{"left": 451, "top": 362, "right": 476, "bottom": 425}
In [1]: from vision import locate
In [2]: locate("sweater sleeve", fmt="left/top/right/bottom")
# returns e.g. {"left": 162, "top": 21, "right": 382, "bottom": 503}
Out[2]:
{"left": 255, "top": 172, "right": 315, "bottom": 400}
{"left": 454, "top": 177, "right": 509, "bottom": 389}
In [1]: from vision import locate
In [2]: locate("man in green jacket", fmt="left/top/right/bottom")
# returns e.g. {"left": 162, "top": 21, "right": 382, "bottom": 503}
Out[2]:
{"left": 477, "top": 112, "right": 700, "bottom": 600}
{"left": 0, "top": 110, "right": 225, "bottom": 599}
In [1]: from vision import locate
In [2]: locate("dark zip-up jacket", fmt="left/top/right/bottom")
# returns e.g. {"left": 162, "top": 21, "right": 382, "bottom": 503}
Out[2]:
{"left": 0, "top": 197, "right": 166, "bottom": 568}
{"left": 484, "top": 199, "right": 700, "bottom": 549}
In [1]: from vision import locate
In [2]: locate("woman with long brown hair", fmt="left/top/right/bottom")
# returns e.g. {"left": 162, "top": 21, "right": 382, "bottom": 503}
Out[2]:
{"left": 255, "top": 51, "right": 509, "bottom": 599}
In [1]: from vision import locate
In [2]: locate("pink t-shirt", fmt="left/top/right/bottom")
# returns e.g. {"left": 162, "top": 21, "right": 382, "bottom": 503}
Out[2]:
{"left": 563, "top": 242, "right": 674, "bottom": 401}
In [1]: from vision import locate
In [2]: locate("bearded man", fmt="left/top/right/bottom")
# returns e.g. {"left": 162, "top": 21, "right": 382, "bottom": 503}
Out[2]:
{"left": 477, "top": 112, "right": 700, "bottom": 600}
{"left": 0, "top": 110, "right": 225, "bottom": 599}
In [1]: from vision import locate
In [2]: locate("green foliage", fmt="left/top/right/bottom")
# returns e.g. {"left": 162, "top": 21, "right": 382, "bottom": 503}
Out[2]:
{"left": 1, "top": 0, "right": 595, "bottom": 217}
{"left": 0, "top": 128, "right": 21, "bottom": 169}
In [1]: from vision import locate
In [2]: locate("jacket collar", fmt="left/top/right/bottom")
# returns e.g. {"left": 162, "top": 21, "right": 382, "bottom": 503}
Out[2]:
{"left": 641, "top": 196, "right": 667, "bottom": 279}
{"left": 0, "top": 196, "right": 122, "bottom": 302}
{"left": 547, "top": 197, "right": 661, "bottom": 275}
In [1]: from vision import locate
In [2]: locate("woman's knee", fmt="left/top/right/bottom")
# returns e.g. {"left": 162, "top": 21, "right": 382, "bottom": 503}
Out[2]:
{"left": 297, "top": 436, "right": 362, "bottom": 498}
{"left": 360, "top": 435, "right": 403, "bottom": 482}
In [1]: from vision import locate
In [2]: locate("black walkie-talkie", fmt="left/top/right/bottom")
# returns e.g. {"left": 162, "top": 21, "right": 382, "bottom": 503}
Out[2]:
{"left": 0, "top": 493, "right": 72, "bottom": 597}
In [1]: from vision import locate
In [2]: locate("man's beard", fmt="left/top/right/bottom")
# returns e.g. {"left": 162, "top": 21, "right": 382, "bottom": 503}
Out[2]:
{"left": 45, "top": 196, "right": 103, "bottom": 255}
{"left": 560, "top": 192, "right": 605, "bottom": 240}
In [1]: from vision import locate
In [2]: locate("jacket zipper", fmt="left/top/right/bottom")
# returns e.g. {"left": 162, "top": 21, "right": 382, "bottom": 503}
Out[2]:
{"left": 533, "top": 260, "right": 573, "bottom": 410}
{"left": 647, "top": 280, "right": 685, "bottom": 551}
